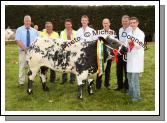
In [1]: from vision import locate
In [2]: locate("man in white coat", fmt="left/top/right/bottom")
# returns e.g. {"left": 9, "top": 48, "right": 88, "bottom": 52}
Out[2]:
{"left": 126, "top": 17, "right": 145, "bottom": 101}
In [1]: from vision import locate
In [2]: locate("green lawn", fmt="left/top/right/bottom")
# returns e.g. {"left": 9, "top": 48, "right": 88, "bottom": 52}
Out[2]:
{"left": 5, "top": 43, "right": 155, "bottom": 111}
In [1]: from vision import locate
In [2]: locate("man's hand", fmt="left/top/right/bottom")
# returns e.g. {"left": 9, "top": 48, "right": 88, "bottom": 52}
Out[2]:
{"left": 111, "top": 57, "right": 115, "bottom": 61}
{"left": 24, "top": 48, "right": 27, "bottom": 54}
{"left": 128, "top": 39, "right": 133, "bottom": 44}
{"left": 16, "top": 40, "right": 27, "bottom": 53}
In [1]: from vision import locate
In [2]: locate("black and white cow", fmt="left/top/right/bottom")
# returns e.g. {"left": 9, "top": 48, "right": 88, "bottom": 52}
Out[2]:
{"left": 26, "top": 36, "right": 127, "bottom": 99}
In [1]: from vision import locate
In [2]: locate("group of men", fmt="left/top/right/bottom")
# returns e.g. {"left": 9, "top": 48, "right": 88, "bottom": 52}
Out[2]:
{"left": 15, "top": 14, "right": 145, "bottom": 102}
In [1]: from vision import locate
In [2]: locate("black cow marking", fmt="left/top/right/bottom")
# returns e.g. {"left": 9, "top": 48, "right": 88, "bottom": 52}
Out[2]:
{"left": 27, "top": 79, "right": 33, "bottom": 95}
{"left": 77, "top": 85, "right": 83, "bottom": 99}
{"left": 40, "top": 66, "right": 48, "bottom": 74}
{"left": 75, "top": 41, "right": 109, "bottom": 75}
{"left": 28, "top": 45, "right": 44, "bottom": 54}
{"left": 51, "top": 49, "right": 71, "bottom": 70}
{"left": 28, "top": 70, "right": 32, "bottom": 76}
{"left": 88, "top": 80, "right": 94, "bottom": 95}
{"left": 42, "top": 83, "right": 49, "bottom": 91}
{"left": 71, "top": 52, "right": 77, "bottom": 57}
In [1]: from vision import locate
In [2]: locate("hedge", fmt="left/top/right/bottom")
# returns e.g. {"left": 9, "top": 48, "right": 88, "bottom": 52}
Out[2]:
{"left": 5, "top": 5, "right": 155, "bottom": 41}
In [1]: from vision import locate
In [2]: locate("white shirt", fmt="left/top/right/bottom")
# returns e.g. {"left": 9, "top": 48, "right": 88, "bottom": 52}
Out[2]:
{"left": 97, "top": 29, "right": 116, "bottom": 39}
{"left": 126, "top": 27, "right": 145, "bottom": 73}
{"left": 119, "top": 26, "right": 132, "bottom": 46}
{"left": 76, "top": 26, "right": 97, "bottom": 42}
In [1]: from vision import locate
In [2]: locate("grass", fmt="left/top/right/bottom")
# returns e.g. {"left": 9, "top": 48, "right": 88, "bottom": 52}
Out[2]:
{"left": 5, "top": 42, "right": 155, "bottom": 111}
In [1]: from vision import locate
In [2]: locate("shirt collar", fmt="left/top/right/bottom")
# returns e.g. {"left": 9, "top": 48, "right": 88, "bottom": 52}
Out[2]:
{"left": 24, "top": 25, "right": 31, "bottom": 30}
{"left": 132, "top": 27, "right": 139, "bottom": 34}
{"left": 64, "top": 29, "right": 74, "bottom": 33}
{"left": 45, "top": 31, "right": 54, "bottom": 35}
{"left": 122, "top": 26, "right": 130, "bottom": 31}
{"left": 82, "top": 26, "right": 89, "bottom": 32}
{"left": 102, "top": 28, "right": 111, "bottom": 32}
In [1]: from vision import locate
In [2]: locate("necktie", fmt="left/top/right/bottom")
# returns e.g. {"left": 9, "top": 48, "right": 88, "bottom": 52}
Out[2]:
{"left": 26, "top": 28, "right": 30, "bottom": 47}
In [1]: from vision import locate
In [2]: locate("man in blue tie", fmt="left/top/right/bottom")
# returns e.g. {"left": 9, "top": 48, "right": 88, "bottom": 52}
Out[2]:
{"left": 15, "top": 15, "right": 38, "bottom": 86}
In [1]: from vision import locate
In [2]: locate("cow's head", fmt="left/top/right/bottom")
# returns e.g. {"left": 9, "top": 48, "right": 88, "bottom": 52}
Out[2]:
{"left": 98, "top": 35, "right": 128, "bottom": 56}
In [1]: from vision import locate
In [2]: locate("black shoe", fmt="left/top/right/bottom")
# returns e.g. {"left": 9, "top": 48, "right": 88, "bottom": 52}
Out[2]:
{"left": 114, "top": 87, "right": 123, "bottom": 91}
{"left": 124, "top": 88, "right": 129, "bottom": 93}
{"left": 50, "top": 79, "right": 56, "bottom": 83}
{"left": 96, "top": 84, "right": 101, "bottom": 89}
{"left": 69, "top": 81, "right": 74, "bottom": 84}
{"left": 106, "top": 86, "right": 111, "bottom": 90}
{"left": 60, "top": 81, "right": 66, "bottom": 84}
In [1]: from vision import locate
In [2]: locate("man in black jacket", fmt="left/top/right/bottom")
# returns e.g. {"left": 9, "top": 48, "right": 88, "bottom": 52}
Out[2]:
{"left": 96, "top": 18, "right": 116, "bottom": 90}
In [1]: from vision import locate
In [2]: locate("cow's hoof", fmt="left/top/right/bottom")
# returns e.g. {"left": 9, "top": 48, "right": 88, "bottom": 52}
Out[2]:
{"left": 88, "top": 91, "right": 94, "bottom": 95}
{"left": 77, "top": 85, "right": 83, "bottom": 100}
{"left": 77, "top": 92, "right": 83, "bottom": 99}
{"left": 89, "top": 92, "right": 94, "bottom": 95}
{"left": 77, "top": 95, "right": 83, "bottom": 100}
{"left": 43, "top": 86, "right": 49, "bottom": 91}
{"left": 87, "top": 86, "right": 93, "bottom": 95}
{"left": 27, "top": 89, "right": 33, "bottom": 95}
{"left": 42, "top": 83, "right": 49, "bottom": 91}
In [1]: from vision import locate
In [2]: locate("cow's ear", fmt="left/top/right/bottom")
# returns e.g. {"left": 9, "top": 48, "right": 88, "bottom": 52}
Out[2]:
{"left": 98, "top": 36, "right": 108, "bottom": 44}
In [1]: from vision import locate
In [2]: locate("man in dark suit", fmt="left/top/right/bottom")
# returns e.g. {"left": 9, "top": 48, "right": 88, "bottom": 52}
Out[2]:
{"left": 96, "top": 18, "right": 116, "bottom": 90}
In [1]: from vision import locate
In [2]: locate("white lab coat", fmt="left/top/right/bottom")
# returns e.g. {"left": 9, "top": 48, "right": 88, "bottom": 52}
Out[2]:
{"left": 76, "top": 26, "right": 97, "bottom": 42}
{"left": 126, "top": 27, "right": 145, "bottom": 73}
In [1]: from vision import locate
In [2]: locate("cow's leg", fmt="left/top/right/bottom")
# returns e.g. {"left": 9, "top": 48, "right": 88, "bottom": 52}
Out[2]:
{"left": 87, "top": 79, "right": 94, "bottom": 95}
{"left": 39, "top": 66, "right": 49, "bottom": 92}
{"left": 27, "top": 67, "right": 39, "bottom": 95}
{"left": 77, "top": 79, "right": 83, "bottom": 99}
{"left": 76, "top": 71, "right": 88, "bottom": 99}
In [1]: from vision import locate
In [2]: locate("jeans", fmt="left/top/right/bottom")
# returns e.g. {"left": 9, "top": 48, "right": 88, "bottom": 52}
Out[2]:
{"left": 127, "top": 73, "right": 141, "bottom": 100}
{"left": 62, "top": 72, "right": 75, "bottom": 82}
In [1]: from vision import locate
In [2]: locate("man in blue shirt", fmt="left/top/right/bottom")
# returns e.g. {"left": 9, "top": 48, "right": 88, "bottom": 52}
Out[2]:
{"left": 15, "top": 15, "right": 38, "bottom": 86}
{"left": 115, "top": 15, "right": 132, "bottom": 92}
